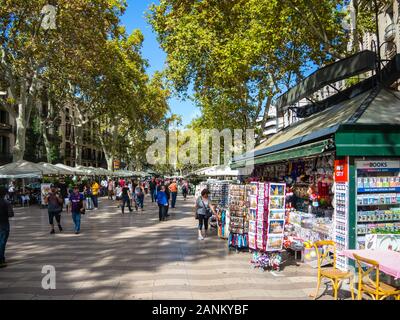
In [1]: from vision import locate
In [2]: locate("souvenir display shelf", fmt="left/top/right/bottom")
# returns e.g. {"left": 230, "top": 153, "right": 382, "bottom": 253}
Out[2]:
{"left": 248, "top": 182, "right": 287, "bottom": 271}
{"left": 228, "top": 184, "right": 249, "bottom": 250}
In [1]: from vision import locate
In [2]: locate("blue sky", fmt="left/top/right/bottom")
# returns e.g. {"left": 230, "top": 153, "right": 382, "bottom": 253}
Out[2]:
{"left": 120, "top": 0, "right": 200, "bottom": 127}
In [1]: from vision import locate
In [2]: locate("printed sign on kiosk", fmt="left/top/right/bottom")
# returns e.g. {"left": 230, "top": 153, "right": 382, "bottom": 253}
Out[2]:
{"left": 334, "top": 158, "right": 348, "bottom": 183}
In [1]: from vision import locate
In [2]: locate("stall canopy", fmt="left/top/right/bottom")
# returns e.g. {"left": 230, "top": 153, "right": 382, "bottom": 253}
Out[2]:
{"left": 54, "top": 163, "right": 85, "bottom": 175}
{"left": 187, "top": 165, "right": 239, "bottom": 177}
{"left": 232, "top": 86, "right": 400, "bottom": 169}
{"left": 37, "top": 162, "right": 71, "bottom": 175}
{"left": 0, "top": 160, "right": 43, "bottom": 178}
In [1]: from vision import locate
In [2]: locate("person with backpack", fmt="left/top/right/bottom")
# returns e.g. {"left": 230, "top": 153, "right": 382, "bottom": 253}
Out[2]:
{"left": 45, "top": 184, "right": 64, "bottom": 234}
{"left": 0, "top": 187, "right": 13, "bottom": 268}
{"left": 68, "top": 186, "right": 85, "bottom": 234}
{"left": 194, "top": 189, "right": 217, "bottom": 240}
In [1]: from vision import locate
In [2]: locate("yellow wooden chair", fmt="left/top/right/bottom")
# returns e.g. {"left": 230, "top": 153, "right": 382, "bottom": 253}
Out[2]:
{"left": 310, "top": 240, "right": 354, "bottom": 300}
{"left": 354, "top": 254, "right": 400, "bottom": 300}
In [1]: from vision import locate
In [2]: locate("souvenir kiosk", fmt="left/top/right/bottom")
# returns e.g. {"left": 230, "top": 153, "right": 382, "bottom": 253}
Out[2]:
{"left": 232, "top": 51, "right": 400, "bottom": 270}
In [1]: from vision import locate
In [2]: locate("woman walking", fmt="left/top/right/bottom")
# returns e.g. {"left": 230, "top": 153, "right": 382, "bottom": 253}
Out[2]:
{"left": 156, "top": 185, "right": 169, "bottom": 221}
{"left": 135, "top": 182, "right": 145, "bottom": 211}
{"left": 194, "top": 189, "right": 217, "bottom": 240}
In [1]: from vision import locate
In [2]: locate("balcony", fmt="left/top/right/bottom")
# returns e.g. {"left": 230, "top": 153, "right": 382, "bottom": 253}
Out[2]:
{"left": 384, "top": 23, "right": 396, "bottom": 42}
{"left": 0, "top": 122, "right": 12, "bottom": 133}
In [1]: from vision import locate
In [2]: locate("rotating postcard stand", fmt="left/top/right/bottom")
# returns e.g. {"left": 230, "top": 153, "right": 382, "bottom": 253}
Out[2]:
{"left": 249, "top": 182, "right": 286, "bottom": 271}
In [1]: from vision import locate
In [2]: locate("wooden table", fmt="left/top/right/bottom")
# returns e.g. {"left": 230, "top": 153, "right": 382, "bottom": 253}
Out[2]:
{"left": 341, "top": 249, "right": 400, "bottom": 279}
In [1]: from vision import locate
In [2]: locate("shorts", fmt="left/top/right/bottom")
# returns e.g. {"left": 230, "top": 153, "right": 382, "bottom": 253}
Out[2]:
{"left": 48, "top": 211, "right": 61, "bottom": 225}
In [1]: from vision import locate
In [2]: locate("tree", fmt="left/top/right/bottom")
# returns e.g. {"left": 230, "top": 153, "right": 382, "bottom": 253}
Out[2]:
{"left": 148, "top": 0, "right": 350, "bottom": 143}
{"left": 348, "top": 0, "right": 392, "bottom": 52}
{"left": 0, "top": 0, "right": 126, "bottom": 161}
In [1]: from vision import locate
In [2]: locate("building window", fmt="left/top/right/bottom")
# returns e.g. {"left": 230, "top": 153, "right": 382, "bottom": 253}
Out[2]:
{"left": 0, "top": 110, "right": 9, "bottom": 124}
{"left": 0, "top": 135, "right": 10, "bottom": 154}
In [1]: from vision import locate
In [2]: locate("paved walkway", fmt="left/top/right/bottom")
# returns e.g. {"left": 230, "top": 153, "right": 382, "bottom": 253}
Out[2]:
{"left": 0, "top": 195, "right": 346, "bottom": 300}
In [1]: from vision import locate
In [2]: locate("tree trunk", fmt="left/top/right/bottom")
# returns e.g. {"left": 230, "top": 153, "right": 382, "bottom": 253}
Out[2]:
{"left": 106, "top": 156, "right": 114, "bottom": 171}
{"left": 350, "top": 0, "right": 359, "bottom": 52}
{"left": 98, "top": 120, "right": 117, "bottom": 171}
{"left": 42, "top": 127, "right": 52, "bottom": 163}
{"left": 12, "top": 81, "right": 29, "bottom": 162}
{"left": 13, "top": 111, "right": 27, "bottom": 162}
{"left": 74, "top": 125, "right": 83, "bottom": 166}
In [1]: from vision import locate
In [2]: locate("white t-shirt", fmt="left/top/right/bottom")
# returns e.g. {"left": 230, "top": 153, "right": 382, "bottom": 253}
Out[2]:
{"left": 101, "top": 180, "right": 108, "bottom": 187}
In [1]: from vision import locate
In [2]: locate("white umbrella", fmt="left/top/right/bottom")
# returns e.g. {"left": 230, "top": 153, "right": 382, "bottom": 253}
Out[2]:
{"left": 37, "top": 162, "right": 70, "bottom": 176}
{"left": 75, "top": 166, "right": 96, "bottom": 176}
{"left": 55, "top": 163, "right": 85, "bottom": 175}
{"left": 0, "top": 160, "right": 43, "bottom": 178}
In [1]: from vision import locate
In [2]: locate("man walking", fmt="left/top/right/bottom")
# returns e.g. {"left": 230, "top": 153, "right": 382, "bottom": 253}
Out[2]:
{"left": 149, "top": 178, "right": 156, "bottom": 203}
{"left": 169, "top": 179, "right": 178, "bottom": 209}
{"left": 121, "top": 184, "right": 133, "bottom": 214}
{"left": 100, "top": 178, "right": 108, "bottom": 197}
{"left": 91, "top": 180, "right": 100, "bottom": 210}
{"left": 0, "top": 187, "right": 12, "bottom": 268}
{"left": 45, "top": 184, "right": 63, "bottom": 234}
{"left": 68, "top": 186, "right": 84, "bottom": 234}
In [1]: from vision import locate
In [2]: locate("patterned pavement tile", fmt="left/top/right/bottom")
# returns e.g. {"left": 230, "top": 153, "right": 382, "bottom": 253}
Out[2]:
{"left": 0, "top": 194, "right": 341, "bottom": 300}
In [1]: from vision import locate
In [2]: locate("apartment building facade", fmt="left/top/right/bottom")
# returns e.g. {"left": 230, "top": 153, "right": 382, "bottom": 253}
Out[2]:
{"left": 0, "top": 89, "right": 106, "bottom": 167}
{"left": 0, "top": 94, "right": 14, "bottom": 165}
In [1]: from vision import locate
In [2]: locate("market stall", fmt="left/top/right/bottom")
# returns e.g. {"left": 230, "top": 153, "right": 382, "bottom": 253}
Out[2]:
{"left": 232, "top": 66, "right": 400, "bottom": 271}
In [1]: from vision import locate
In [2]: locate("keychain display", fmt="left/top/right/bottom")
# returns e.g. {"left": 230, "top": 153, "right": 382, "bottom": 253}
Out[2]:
{"left": 228, "top": 184, "right": 249, "bottom": 250}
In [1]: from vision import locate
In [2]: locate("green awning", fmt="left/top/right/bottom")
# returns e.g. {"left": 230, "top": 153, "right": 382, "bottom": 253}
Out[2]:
{"left": 232, "top": 140, "right": 330, "bottom": 169}
{"left": 336, "top": 124, "right": 400, "bottom": 157}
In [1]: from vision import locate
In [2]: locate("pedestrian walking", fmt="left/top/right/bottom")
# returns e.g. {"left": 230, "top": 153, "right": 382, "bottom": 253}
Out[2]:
{"left": 84, "top": 183, "right": 94, "bottom": 210}
{"left": 156, "top": 185, "right": 168, "bottom": 221}
{"left": 45, "top": 184, "right": 63, "bottom": 234}
{"left": 121, "top": 184, "right": 133, "bottom": 214}
{"left": 149, "top": 178, "right": 156, "bottom": 203}
{"left": 182, "top": 180, "right": 188, "bottom": 200}
{"left": 164, "top": 182, "right": 171, "bottom": 217}
{"left": 194, "top": 189, "right": 217, "bottom": 240}
{"left": 100, "top": 178, "right": 108, "bottom": 197}
{"left": 169, "top": 179, "right": 178, "bottom": 208}
{"left": 107, "top": 179, "right": 114, "bottom": 200}
{"left": 68, "top": 186, "right": 85, "bottom": 234}
{"left": 135, "top": 182, "right": 144, "bottom": 211}
{"left": 91, "top": 180, "right": 100, "bottom": 210}
{"left": 7, "top": 181, "right": 15, "bottom": 205}
{"left": 0, "top": 187, "right": 13, "bottom": 268}
{"left": 57, "top": 178, "right": 69, "bottom": 208}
